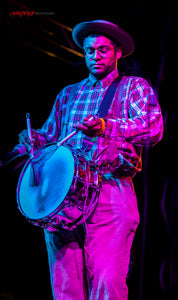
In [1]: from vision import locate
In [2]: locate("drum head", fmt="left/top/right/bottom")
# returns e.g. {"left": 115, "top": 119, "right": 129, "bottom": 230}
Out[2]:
{"left": 17, "top": 146, "right": 74, "bottom": 220}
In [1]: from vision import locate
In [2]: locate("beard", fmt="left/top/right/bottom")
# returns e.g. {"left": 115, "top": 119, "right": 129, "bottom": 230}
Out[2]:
{"left": 86, "top": 58, "right": 117, "bottom": 80}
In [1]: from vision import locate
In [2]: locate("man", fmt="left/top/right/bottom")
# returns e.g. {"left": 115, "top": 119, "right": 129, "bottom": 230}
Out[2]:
{"left": 19, "top": 20, "right": 163, "bottom": 300}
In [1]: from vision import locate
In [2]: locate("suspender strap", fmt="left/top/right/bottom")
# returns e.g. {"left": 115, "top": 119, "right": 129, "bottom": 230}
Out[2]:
{"left": 97, "top": 75, "right": 122, "bottom": 118}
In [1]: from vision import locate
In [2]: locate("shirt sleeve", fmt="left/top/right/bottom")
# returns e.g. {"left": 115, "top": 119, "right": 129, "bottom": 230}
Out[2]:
{"left": 30, "top": 87, "right": 70, "bottom": 150}
{"left": 98, "top": 77, "right": 163, "bottom": 177}
{"left": 104, "top": 77, "right": 163, "bottom": 146}
{"left": 39, "top": 92, "right": 63, "bottom": 141}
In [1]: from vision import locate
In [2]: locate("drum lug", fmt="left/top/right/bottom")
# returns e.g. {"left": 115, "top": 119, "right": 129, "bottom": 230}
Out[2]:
{"left": 64, "top": 197, "right": 72, "bottom": 207}
{"left": 60, "top": 220, "right": 66, "bottom": 228}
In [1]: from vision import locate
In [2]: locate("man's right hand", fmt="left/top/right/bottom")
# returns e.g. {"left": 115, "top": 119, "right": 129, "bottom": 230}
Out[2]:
{"left": 18, "top": 130, "right": 34, "bottom": 153}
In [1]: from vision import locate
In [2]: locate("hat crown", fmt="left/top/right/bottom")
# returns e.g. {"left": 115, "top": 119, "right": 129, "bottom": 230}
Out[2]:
{"left": 91, "top": 20, "right": 119, "bottom": 28}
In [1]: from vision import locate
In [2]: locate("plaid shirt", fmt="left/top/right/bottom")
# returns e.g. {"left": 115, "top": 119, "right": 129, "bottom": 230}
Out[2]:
{"left": 33, "top": 69, "right": 163, "bottom": 178}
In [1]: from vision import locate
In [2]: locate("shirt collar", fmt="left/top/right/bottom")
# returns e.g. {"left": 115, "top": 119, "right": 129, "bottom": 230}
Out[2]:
{"left": 88, "top": 69, "right": 119, "bottom": 89}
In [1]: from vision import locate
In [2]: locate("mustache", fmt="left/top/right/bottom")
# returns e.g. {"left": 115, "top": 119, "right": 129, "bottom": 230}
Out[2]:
{"left": 91, "top": 63, "right": 105, "bottom": 66}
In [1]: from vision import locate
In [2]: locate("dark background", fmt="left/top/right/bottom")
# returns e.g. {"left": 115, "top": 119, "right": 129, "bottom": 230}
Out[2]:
{"left": 1, "top": 1, "right": 177, "bottom": 299}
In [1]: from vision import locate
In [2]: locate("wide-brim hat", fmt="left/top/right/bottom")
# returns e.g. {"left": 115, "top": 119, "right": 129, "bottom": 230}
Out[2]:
{"left": 72, "top": 20, "right": 135, "bottom": 58}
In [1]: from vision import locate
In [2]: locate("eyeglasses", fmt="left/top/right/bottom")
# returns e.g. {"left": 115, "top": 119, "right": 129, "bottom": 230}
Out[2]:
{"left": 84, "top": 46, "right": 115, "bottom": 58}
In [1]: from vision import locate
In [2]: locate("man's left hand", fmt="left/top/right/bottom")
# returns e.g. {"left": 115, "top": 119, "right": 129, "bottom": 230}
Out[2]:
{"left": 73, "top": 115, "right": 105, "bottom": 137}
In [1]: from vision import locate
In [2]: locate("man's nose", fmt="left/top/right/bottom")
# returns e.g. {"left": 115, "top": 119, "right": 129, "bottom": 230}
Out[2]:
{"left": 93, "top": 50, "right": 102, "bottom": 60}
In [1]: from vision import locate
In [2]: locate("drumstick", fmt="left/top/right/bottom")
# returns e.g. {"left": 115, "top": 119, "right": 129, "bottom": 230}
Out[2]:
{"left": 57, "top": 130, "right": 79, "bottom": 147}
{"left": 57, "top": 116, "right": 95, "bottom": 147}
{"left": 26, "top": 113, "right": 34, "bottom": 157}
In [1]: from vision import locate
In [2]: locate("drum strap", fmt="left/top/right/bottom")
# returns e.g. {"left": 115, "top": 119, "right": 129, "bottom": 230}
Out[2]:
{"left": 97, "top": 74, "right": 123, "bottom": 118}
{"left": 84, "top": 74, "right": 123, "bottom": 151}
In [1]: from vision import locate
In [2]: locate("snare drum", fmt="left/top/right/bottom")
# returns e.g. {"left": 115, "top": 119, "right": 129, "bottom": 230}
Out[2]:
{"left": 17, "top": 144, "right": 101, "bottom": 231}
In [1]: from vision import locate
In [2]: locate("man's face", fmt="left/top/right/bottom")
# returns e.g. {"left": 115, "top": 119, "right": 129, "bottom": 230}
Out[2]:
{"left": 83, "top": 36, "right": 122, "bottom": 79}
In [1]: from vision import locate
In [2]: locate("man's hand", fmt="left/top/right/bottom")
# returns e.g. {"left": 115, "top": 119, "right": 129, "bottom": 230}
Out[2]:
{"left": 19, "top": 129, "right": 34, "bottom": 152}
{"left": 73, "top": 115, "right": 105, "bottom": 137}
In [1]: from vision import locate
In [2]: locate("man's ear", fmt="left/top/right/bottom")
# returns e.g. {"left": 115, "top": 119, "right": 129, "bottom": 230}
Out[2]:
{"left": 116, "top": 47, "right": 122, "bottom": 59}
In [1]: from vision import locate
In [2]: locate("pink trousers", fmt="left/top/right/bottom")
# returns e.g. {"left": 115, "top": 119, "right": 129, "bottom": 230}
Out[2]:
{"left": 44, "top": 178, "right": 140, "bottom": 300}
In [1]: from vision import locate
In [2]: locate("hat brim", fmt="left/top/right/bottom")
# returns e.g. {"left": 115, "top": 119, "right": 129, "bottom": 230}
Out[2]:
{"left": 72, "top": 21, "right": 135, "bottom": 58}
